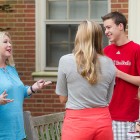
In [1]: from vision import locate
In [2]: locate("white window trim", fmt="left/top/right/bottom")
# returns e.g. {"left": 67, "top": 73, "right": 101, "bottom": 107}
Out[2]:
{"left": 35, "top": 0, "right": 46, "bottom": 72}
{"left": 34, "top": 0, "right": 54, "bottom": 81}
{"left": 128, "top": 0, "right": 140, "bottom": 44}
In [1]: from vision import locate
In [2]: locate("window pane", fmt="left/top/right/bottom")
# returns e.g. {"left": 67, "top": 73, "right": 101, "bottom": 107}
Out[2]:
{"left": 46, "top": 0, "right": 108, "bottom": 20}
{"left": 100, "top": 24, "right": 108, "bottom": 48}
{"left": 48, "top": 1, "right": 67, "bottom": 19}
{"left": 46, "top": 25, "right": 76, "bottom": 67}
{"left": 48, "top": 25, "right": 68, "bottom": 42}
{"left": 91, "top": 0, "right": 108, "bottom": 19}
{"left": 47, "top": 44, "right": 69, "bottom": 67}
{"left": 70, "top": 25, "right": 77, "bottom": 42}
{"left": 69, "top": 0, "right": 88, "bottom": 19}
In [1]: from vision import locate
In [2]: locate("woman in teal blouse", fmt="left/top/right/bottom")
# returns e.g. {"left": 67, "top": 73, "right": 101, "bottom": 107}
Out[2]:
{"left": 0, "top": 31, "right": 51, "bottom": 140}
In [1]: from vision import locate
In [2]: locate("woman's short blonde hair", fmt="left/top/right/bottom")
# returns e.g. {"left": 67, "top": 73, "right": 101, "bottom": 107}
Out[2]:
{"left": 0, "top": 31, "right": 15, "bottom": 66}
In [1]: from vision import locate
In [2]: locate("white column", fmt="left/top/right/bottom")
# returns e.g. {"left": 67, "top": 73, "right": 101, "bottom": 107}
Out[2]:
{"left": 128, "top": 0, "right": 140, "bottom": 44}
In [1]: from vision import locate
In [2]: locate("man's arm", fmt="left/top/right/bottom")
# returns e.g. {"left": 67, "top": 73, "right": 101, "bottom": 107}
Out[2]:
{"left": 116, "top": 68, "right": 140, "bottom": 86}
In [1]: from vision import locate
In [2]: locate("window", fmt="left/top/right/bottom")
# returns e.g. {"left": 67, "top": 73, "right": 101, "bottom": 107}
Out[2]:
{"left": 35, "top": 0, "right": 109, "bottom": 80}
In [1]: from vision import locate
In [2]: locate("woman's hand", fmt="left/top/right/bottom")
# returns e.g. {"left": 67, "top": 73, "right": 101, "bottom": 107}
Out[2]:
{"left": 31, "top": 79, "right": 52, "bottom": 93}
{"left": 0, "top": 91, "right": 14, "bottom": 105}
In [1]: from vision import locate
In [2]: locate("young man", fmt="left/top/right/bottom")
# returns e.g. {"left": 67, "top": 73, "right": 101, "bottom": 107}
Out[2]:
{"left": 102, "top": 11, "right": 140, "bottom": 140}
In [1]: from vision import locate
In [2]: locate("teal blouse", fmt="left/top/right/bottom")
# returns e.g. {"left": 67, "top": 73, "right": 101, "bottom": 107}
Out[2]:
{"left": 0, "top": 65, "right": 29, "bottom": 140}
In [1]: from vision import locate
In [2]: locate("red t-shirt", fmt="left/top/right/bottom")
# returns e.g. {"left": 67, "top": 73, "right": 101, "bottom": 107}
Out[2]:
{"left": 104, "top": 41, "right": 140, "bottom": 121}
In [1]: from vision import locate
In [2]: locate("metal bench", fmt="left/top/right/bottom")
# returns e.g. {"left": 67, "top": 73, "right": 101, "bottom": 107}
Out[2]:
{"left": 24, "top": 111, "right": 64, "bottom": 140}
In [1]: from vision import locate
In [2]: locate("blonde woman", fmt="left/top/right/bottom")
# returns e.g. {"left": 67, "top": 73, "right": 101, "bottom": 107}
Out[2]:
{"left": 0, "top": 31, "right": 52, "bottom": 140}
{"left": 56, "top": 20, "right": 116, "bottom": 140}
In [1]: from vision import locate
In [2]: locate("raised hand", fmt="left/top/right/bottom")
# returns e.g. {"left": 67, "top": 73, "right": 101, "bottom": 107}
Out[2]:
{"left": 31, "top": 80, "right": 52, "bottom": 93}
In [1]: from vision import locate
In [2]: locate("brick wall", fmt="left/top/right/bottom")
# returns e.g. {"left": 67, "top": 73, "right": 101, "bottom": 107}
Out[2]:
{"left": 111, "top": 0, "right": 128, "bottom": 33}
{"left": 0, "top": 0, "right": 128, "bottom": 116}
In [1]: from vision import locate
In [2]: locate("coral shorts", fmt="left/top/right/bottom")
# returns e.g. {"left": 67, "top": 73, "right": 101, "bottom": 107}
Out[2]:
{"left": 61, "top": 107, "right": 113, "bottom": 140}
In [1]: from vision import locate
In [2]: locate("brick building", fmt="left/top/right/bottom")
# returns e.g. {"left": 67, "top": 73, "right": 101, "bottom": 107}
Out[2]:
{"left": 0, "top": 0, "right": 139, "bottom": 116}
